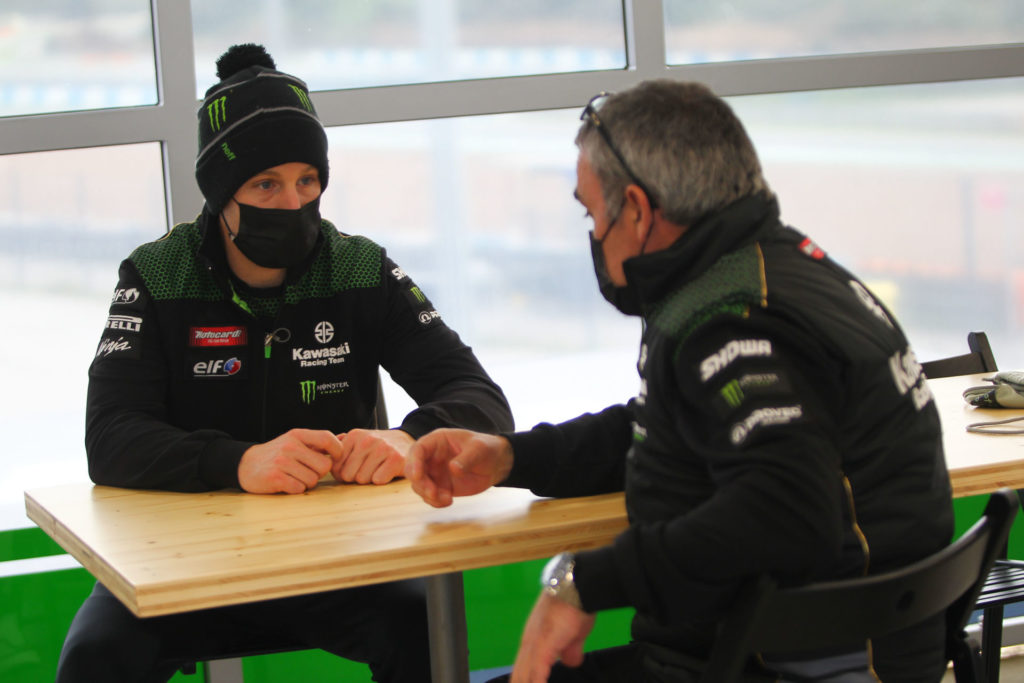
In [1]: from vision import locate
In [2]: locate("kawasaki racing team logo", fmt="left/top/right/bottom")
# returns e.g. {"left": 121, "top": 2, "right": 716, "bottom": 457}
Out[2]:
{"left": 207, "top": 96, "right": 227, "bottom": 132}
{"left": 314, "top": 320, "right": 334, "bottom": 344}
{"left": 292, "top": 342, "right": 351, "bottom": 368}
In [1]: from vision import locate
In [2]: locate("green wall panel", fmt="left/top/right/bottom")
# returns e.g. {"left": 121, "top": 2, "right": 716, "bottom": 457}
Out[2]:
{"left": 0, "top": 568, "right": 92, "bottom": 683}
{"left": 2, "top": 493, "right": 1020, "bottom": 682}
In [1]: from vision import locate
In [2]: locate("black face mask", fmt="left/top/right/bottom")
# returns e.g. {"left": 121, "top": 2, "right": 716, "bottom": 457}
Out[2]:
{"left": 224, "top": 197, "right": 322, "bottom": 269}
{"left": 590, "top": 227, "right": 644, "bottom": 316}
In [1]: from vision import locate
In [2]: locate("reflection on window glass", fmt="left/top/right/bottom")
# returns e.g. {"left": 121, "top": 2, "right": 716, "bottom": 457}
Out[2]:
{"left": 0, "top": 144, "right": 165, "bottom": 529}
{"left": 726, "top": 77, "right": 1024, "bottom": 367}
{"left": 0, "top": 0, "right": 156, "bottom": 117}
{"left": 664, "top": 0, "right": 1024, "bottom": 64}
{"left": 191, "top": 0, "right": 625, "bottom": 95}
{"left": 321, "top": 112, "right": 640, "bottom": 428}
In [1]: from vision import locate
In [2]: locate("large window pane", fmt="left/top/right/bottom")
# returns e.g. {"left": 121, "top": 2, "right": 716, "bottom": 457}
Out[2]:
{"left": 0, "top": 1, "right": 156, "bottom": 117}
{"left": 665, "top": 0, "right": 1024, "bottom": 64}
{"left": 321, "top": 112, "right": 640, "bottom": 429}
{"left": 191, "top": 0, "right": 626, "bottom": 95}
{"left": 0, "top": 144, "right": 166, "bottom": 529}
{"left": 727, "top": 77, "right": 1024, "bottom": 367}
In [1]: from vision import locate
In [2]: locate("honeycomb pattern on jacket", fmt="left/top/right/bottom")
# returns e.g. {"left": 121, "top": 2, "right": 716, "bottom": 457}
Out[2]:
{"left": 286, "top": 225, "right": 382, "bottom": 304}
{"left": 649, "top": 242, "right": 765, "bottom": 343}
{"left": 129, "top": 223, "right": 221, "bottom": 301}
{"left": 128, "top": 221, "right": 382, "bottom": 303}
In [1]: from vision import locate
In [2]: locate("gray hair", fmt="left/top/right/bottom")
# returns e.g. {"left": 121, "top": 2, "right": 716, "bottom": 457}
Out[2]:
{"left": 575, "top": 80, "right": 772, "bottom": 226}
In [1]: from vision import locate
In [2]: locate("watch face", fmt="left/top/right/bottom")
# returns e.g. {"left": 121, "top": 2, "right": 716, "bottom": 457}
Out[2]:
{"left": 542, "top": 552, "right": 573, "bottom": 586}
{"left": 540, "top": 552, "right": 582, "bottom": 609}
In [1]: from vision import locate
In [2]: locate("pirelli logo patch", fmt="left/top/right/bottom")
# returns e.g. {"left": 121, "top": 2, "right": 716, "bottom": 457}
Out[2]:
{"left": 190, "top": 326, "right": 248, "bottom": 347}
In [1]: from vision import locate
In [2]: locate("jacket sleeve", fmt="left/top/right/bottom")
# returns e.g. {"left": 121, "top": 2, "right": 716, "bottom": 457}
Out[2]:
{"left": 501, "top": 404, "right": 632, "bottom": 498}
{"left": 571, "top": 321, "right": 847, "bottom": 622}
{"left": 85, "top": 260, "right": 251, "bottom": 492}
{"left": 376, "top": 253, "right": 514, "bottom": 437}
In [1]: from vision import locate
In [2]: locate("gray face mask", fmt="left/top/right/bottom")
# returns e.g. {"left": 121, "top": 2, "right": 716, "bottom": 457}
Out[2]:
{"left": 224, "top": 197, "right": 321, "bottom": 269}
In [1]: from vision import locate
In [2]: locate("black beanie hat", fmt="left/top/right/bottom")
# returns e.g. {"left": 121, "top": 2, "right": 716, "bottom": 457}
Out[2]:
{"left": 195, "top": 44, "right": 329, "bottom": 214}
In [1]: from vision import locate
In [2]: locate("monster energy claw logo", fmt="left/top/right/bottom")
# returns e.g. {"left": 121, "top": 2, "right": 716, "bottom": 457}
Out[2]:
{"left": 207, "top": 96, "right": 227, "bottom": 132}
{"left": 289, "top": 85, "right": 313, "bottom": 112}
{"left": 720, "top": 379, "right": 744, "bottom": 409}
{"left": 300, "top": 380, "right": 317, "bottom": 404}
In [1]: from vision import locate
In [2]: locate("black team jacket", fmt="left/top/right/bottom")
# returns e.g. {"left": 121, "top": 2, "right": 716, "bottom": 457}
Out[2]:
{"left": 87, "top": 209, "right": 513, "bottom": 491}
{"left": 502, "top": 194, "right": 953, "bottom": 681}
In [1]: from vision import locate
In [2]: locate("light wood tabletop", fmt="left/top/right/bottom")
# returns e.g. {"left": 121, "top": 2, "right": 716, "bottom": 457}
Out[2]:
{"left": 929, "top": 373, "right": 1024, "bottom": 498}
{"left": 24, "top": 478, "right": 627, "bottom": 619}
{"left": 24, "top": 373, "right": 1024, "bottom": 620}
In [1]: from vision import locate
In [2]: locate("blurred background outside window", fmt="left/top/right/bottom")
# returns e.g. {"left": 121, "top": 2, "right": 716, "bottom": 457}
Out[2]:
{"left": 0, "top": 0, "right": 1021, "bottom": 529}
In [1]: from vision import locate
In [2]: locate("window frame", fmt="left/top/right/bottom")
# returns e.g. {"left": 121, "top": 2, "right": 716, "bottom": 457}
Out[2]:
{"left": 1, "top": 0, "right": 1021, "bottom": 232}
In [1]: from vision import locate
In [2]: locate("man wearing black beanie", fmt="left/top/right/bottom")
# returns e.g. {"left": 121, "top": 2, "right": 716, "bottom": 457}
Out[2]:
{"left": 55, "top": 44, "right": 513, "bottom": 683}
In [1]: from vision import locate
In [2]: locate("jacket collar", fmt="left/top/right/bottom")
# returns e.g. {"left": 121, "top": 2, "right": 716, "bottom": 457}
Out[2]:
{"left": 622, "top": 193, "right": 780, "bottom": 309}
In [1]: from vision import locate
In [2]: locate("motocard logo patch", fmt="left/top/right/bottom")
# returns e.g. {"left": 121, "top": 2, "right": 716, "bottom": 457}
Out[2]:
{"left": 190, "top": 326, "right": 248, "bottom": 347}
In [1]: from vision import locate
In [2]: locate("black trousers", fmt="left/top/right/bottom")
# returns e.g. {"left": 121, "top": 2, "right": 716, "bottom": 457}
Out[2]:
{"left": 487, "top": 612, "right": 947, "bottom": 683}
{"left": 56, "top": 578, "right": 430, "bottom": 683}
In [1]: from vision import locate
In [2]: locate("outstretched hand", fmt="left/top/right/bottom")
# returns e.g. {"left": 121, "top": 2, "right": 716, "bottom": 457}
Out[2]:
{"left": 404, "top": 428, "right": 513, "bottom": 507}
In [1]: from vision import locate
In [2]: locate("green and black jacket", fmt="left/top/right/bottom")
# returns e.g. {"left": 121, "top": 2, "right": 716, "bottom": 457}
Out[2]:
{"left": 502, "top": 195, "right": 953, "bottom": 679}
{"left": 87, "top": 209, "right": 512, "bottom": 491}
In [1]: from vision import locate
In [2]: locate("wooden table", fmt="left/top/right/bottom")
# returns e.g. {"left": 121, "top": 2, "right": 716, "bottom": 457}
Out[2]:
{"left": 929, "top": 373, "right": 1024, "bottom": 497}
{"left": 25, "top": 478, "right": 627, "bottom": 683}
{"left": 24, "top": 373, "right": 1024, "bottom": 682}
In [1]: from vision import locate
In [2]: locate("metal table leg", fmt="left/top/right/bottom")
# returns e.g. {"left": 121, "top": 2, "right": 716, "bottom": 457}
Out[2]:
{"left": 205, "top": 658, "right": 244, "bottom": 683}
{"left": 426, "top": 572, "right": 470, "bottom": 683}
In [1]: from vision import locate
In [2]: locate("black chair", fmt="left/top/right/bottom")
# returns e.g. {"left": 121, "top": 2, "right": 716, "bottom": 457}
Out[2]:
{"left": 921, "top": 331, "right": 998, "bottom": 378}
{"left": 698, "top": 489, "right": 1019, "bottom": 683}
{"left": 922, "top": 331, "right": 1024, "bottom": 680}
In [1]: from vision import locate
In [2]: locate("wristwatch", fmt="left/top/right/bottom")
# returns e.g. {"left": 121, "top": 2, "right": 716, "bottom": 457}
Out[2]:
{"left": 541, "top": 551, "right": 583, "bottom": 610}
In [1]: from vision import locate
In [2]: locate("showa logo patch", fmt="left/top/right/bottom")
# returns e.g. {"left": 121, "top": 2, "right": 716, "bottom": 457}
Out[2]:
{"left": 699, "top": 339, "right": 772, "bottom": 382}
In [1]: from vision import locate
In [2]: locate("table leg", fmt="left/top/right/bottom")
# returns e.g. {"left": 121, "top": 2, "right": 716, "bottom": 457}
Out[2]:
{"left": 205, "top": 658, "right": 244, "bottom": 683}
{"left": 426, "top": 572, "right": 470, "bottom": 683}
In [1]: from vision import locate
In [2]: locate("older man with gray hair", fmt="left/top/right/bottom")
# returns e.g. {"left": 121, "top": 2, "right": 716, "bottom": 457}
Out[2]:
{"left": 406, "top": 80, "right": 953, "bottom": 683}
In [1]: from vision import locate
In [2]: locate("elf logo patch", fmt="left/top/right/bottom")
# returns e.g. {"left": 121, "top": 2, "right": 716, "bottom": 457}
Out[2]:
{"left": 193, "top": 357, "right": 242, "bottom": 377}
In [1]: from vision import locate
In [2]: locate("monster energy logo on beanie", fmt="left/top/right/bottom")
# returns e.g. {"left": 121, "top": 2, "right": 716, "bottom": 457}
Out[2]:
{"left": 194, "top": 43, "right": 330, "bottom": 215}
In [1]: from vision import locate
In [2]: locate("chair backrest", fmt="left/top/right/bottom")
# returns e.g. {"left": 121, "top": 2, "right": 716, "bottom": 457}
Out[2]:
{"left": 699, "top": 489, "right": 1019, "bottom": 683}
{"left": 921, "top": 331, "right": 998, "bottom": 379}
